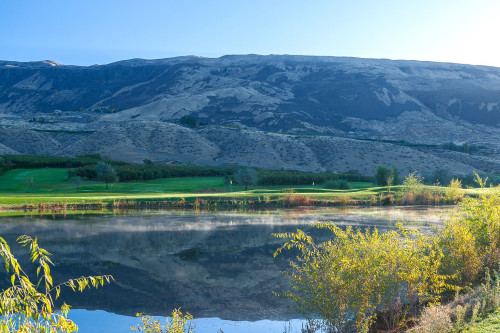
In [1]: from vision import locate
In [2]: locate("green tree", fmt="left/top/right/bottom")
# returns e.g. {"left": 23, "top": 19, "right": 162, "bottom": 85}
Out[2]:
{"left": 431, "top": 169, "right": 452, "bottom": 186}
{"left": 233, "top": 168, "right": 257, "bottom": 191}
{"left": 324, "top": 180, "right": 350, "bottom": 190}
{"left": 179, "top": 115, "right": 196, "bottom": 128}
{"left": 375, "top": 165, "right": 392, "bottom": 186}
{"left": 463, "top": 142, "right": 470, "bottom": 154}
{"left": 392, "top": 168, "right": 399, "bottom": 185}
{"left": 0, "top": 235, "right": 113, "bottom": 332}
{"left": 96, "top": 162, "right": 118, "bottom": 189}
{"left": 69, "top": 176, "right": 82, "bottom": 191}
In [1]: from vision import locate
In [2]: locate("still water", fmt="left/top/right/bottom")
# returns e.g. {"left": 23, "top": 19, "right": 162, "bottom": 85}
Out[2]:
{"left": 0, "top": 206, "right": 454, "bottom": 332}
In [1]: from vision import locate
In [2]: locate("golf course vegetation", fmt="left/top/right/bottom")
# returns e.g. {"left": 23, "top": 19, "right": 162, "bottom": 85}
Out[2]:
{"left": 3, "top": 173, "right": 500, "bottom": 332}
{"left": 0, "top": 154, "right": 494, "bottom": 210}
{"left": 0, "top": 167, "right": 478, "bottom": 209}
{"left": 3, "top": 155, "right": 500, "bottom": 332}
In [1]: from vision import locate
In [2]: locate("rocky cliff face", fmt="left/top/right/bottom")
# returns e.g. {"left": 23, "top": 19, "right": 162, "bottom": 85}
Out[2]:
{"left": 1, "top": 55, "right": 500, "bottom": 174}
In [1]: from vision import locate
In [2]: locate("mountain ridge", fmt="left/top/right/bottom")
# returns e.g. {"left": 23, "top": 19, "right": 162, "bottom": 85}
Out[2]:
{"left": 4, "top": 54, "right": 500, "bottom": 69}
{"left": 1, "top": 54, "right": 500, "bottom": 175}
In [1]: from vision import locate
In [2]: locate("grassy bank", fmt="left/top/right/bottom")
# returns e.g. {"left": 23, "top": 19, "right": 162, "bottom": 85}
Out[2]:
{"left": 464, "top": 310, "right": 500, "bottom": 332}
{"left": 0, "top": 168, "right": 484, "bottom": 209}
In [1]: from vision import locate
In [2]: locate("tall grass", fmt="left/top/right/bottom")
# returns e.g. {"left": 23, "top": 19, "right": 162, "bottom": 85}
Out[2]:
{"left": 281, "top": 190, "right": 316, "bottom": 207}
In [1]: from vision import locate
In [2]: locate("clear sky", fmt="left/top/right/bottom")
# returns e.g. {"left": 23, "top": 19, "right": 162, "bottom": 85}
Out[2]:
{"left": 1, "top": 0, "right": 499, "bottom": 67}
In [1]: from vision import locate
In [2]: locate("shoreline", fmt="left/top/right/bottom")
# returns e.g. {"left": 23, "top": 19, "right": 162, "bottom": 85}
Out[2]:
{"left": 0, "top": 195, "right": 459, "bottom": 213}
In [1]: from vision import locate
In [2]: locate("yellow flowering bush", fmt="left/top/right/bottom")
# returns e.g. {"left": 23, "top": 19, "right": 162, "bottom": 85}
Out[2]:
{"left": 0, "top": 235, "right": 113, "bottom": 333}
{"left": 274, "top": 223, "right": 447, "bottom": 332}
{"left": 131, "top": 309, "right": 195, "bottom": 333}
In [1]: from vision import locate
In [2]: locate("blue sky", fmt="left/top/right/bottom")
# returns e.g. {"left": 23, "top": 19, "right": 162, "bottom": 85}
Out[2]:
{"left": 1, "top": 0, "right": 499, "bottom": 66}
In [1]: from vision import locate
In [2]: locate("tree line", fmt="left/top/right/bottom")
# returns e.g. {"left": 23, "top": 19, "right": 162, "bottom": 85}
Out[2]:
{"left": 256, "top": 170, "right": 372, "bottom": 185}
{"left": 4, "top": 154, "right": 499, "bottom": 188}
{"left": 374, "top": 165, "right": 500, "bottom": 188}
{"left": 0, "top": 154, "right": 117, "bottom": 170}
{"left": 68, "top": 164, "right": 236, "bottom": 182}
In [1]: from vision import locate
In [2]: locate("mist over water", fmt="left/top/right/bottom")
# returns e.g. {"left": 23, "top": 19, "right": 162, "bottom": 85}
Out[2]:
{"left": 0, "top": 206, "right": 453, "bottom": 332}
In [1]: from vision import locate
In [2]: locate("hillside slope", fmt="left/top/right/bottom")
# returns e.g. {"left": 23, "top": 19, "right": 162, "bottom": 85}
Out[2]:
{"left": 1, "top": 55, "right": 500, "bottom": 174}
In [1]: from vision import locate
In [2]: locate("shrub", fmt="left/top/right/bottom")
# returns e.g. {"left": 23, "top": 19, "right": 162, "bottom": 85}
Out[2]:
{"left": 413, "top": 305, "right": 452, "bottom": 333}
{"left": 323, "top": 179, "right": 350, "bottom": 189}
{"left": 445, "top": 178, "right": 464, "bottom": 202}
{"left": 0, "top": 235, "right": 112, "bottom": 332}
{"left": 131, "top": 309, "right": 194, "bottom": 333}
{"left": 457, "top": 174, "right": 500, "bottom": 267}
{"left": 335, "top": 195, "right": 352, "bottom": 206}
{"left": 438, "top": 174, "right": 500, "bottom": 285}
{"left": 281, "top": 190, "right": 315, "bottom": 207}
{"left": 179, "top": 115, "right": 196, "bottom": 128}
{"left": 273, "top": 223, "right": 446, "bottom": 332}
{"left": 438, "top": 218, "right": 483, "bottom": 286}
{"left": 400, "top": 191, "right": 442, "bottom": 205}
{"left": 411, "top": 268, "right": 500, "bottom": 333}
{"left": 403, "top": 172, "right": 425, "bottom": 195}
{"left": 380, "top": 193, "right": 395, "bottom": 205}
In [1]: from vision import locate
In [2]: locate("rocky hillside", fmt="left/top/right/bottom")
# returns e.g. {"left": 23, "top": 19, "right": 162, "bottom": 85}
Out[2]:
{"left": 1, "top": 54, "right": 500, "bottom": 175}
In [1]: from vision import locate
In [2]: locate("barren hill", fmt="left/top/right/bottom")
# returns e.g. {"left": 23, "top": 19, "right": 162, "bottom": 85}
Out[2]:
{"left": 1, "top": 54, "right": 500, "bottom": 175}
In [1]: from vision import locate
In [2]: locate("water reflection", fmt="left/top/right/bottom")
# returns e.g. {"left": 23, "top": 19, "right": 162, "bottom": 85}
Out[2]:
{"left": 68, "top": 310, "right": 307, "bottom": 333}
{"left": 0, "top": 206, "right": 454, "bottom": 322}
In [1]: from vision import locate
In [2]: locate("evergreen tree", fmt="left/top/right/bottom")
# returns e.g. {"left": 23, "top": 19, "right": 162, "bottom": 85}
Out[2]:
{"left": 463, "top": 142, "right": 470, "bottom": 154}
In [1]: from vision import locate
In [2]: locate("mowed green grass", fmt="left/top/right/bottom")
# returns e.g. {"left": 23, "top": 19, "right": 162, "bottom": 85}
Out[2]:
{"left": 0, "top": 169, "right": 374, "bottom": 194}
{"left": 0, "top": 168, "right": 70, "bottom": 193}
{"left": 0, "top": 169, "right": 227, "bottom": 194}
{"left": 0, "top": 169, "right": 230, "bottom": 205}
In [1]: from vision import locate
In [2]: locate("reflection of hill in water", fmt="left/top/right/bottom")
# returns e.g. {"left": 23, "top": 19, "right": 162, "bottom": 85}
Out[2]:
{"left": 0, "top": 207, "right": 452, "bottom": 320}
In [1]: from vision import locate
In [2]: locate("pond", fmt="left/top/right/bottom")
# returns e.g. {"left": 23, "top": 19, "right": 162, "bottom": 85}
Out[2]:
{"left": 0, "top": 206, "right": 455, "bottom": 332}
